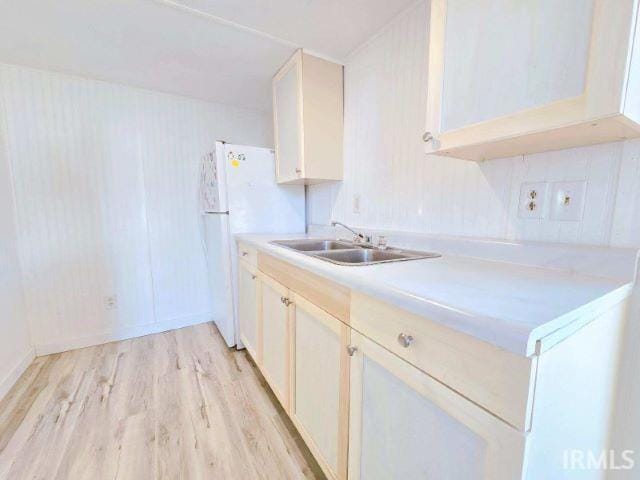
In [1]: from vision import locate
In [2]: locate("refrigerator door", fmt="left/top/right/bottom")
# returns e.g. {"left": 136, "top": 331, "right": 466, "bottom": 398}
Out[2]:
{"left": 202, "top": 212, "right": 235, "bottom": 347}
{"left": 200, "top": 141, "right": 229, "bottom": 213}
{"left": 224, "top": 144, "right": 305, "bottom": 234}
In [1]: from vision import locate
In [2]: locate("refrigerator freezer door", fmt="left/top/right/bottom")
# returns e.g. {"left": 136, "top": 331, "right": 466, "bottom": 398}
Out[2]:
{"left": 223, "top": 144, "right": 305, "bottom": 234}
{"left": 202, "top": 212, "right": 235, "bottom": 347}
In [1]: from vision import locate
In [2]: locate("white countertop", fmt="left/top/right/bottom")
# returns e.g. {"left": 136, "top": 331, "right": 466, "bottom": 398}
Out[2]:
{"left": 237, "top": 233, "right": 637, "bottom": 356}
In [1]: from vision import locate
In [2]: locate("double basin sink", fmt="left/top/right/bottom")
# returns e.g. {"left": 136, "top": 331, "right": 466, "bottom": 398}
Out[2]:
{"left": 271, "top": 239, "right": 441, "bottom": 266}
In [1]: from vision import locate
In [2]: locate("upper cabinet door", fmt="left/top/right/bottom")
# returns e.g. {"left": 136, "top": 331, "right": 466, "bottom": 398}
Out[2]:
{"left": 273, "top": 51, "right": 304, "bottom": 183}
{"left": 273, "top": 49, "right": 344, "bottom": 184}
{"left": 425, "top": 0, "right": 640, "bottom": 161}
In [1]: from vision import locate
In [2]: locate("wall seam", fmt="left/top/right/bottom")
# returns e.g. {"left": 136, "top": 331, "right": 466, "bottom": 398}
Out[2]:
{"left": 138, "top": 95, "right": 159, "bottom": 326}
{"left": 603, "top": 143, "right": 624, "bottom": 246}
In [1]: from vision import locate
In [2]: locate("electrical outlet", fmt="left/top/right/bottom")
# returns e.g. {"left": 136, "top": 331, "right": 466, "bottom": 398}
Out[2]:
{"left": 550, "top": 181, "right": 587, "bottom": 221}
{"left": 105, "top": 295, "right": 118, "bottom": 310}
{"left": 353, "top": 194, "right": 361, "bottom": 214}
{"left": 518, "top": 182, "right": 548, "bottom": 219}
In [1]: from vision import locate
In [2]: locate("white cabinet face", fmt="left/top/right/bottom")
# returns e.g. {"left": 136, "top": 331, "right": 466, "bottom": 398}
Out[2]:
{"left": 440, "top": 0, "right": 594, "bottom": 133}
{"left": 426, "top": 0, "right": 640, "bottom": 160}
{"left": 348, "top": 331, "right": 525, "bottom": 480}
{"left": 238, "top": 262, "right": 258, "bottom": 359}
{"left": 290, "top": 296, "right": 349, "bottom": 479}
{"left": 273, "top": 55, "right": 302, "bottom": 182}
{"left": 259, "top": 275, "right": 290, "bottom": 408}
{"left": 363, "top": 358, "right": 487, "bottom": 479}
{"left": 272, "top": 50, "right": 343, "bottom": 183}
{"left": 441, "top": 0, "right": 593, "bottom": 132}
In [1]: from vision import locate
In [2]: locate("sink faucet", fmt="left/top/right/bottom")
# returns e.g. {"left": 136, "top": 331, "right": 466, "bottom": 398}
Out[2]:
{"left": 331, "top": 221, "right": 371, "bottom": 244}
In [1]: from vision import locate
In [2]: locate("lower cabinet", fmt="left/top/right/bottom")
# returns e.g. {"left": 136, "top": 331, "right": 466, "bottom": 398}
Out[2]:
{"left": 289, "top": 293, "right": 350, "bottom": 480}
{"left": 238, "top": 260, "right": 259, "bottom": 360}
{"left": 258, "top": 272, "right": 291, "bottom": 409}
{"left": 241, "top": 251, "right": 621, "bottom": 479}
{"left": 244, "top": 255, "right": 528, "bottom": 480}
{"left": 347, "top": 330, "right": 526, "bottom": 480}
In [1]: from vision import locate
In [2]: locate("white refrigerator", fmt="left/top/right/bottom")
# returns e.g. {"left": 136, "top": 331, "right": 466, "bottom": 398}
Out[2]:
{"left": 200, "top": 141, "right": 305, "bottom": 347}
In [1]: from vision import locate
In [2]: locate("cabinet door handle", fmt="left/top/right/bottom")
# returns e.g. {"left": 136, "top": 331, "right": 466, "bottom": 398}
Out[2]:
{"left": 422, "top": 131, "right": 433, "bottom": 143}
{"left": 251, "top": 274, "right": 256, "bottom": 280}
{"left": 295, "top": 168, "right": 302, "bottom": 175}
{"left": 242, "top": 251, "right": 249, "bottom": 257}
{"left": 346, "top": 345, "right": 358, "bottom": 356}
{"left": 280, "top": 297, "right": 293, "bottom": 306}
{"left": 397, "top": 333, "right": 414, "bottom": 348}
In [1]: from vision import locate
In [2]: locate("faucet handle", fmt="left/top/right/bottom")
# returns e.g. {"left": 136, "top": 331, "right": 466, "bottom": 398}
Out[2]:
{"left": 377, "top": 235, "right": 388, "bottom": 250}
{"left": 354, "top": 233, "right": 372, "bottom": 244}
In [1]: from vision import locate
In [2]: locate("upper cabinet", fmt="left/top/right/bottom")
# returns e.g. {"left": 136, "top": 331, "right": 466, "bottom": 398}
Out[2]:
{"left": 273, "top": 50, "right": 344, "bottom": 184}
{"left": 425, "top": 0, "right": 640, "bottom": 161}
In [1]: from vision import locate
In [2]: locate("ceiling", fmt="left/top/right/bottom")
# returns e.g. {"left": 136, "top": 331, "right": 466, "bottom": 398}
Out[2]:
{"left": 0, "top": 0, "right": 416, "bottom": 111}
{"left": 165, "top": 0, "right": 417, "bottom": 61}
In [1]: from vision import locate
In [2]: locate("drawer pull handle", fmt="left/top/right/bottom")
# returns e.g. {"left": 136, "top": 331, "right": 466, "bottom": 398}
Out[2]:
{"left": 397, "top": 333, "right": 414, "bottom": 348}
{"left": 242, "top": 251, "right": 249, "bottom": 257}
{"left": 346, "top": 345, "right": 358, "bottom": 356}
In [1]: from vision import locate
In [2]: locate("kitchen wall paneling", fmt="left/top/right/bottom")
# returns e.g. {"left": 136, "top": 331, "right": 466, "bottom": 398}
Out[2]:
{"left": 0, "top": 63, "right": 272, "bottom": 353}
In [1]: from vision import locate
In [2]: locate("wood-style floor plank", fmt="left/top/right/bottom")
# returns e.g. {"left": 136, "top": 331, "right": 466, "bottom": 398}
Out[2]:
{"left": 0, "top": 323, "right": 324, "bottom": 480}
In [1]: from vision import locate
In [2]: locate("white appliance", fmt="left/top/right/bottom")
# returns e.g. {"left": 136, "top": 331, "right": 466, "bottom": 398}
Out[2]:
{"left": 200, "top": 141, "right": 305, "bottom": 347}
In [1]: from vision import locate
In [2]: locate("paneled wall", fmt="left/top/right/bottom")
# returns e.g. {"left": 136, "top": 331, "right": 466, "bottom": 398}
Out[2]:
{"left": 0, "top": 63, "right": 272, "bottom": 353}
{"left": 0, "top": 108, "right": 32, "bottom": 398}
{"left": 306, "top": 1, "right": 640, "bottom": 249}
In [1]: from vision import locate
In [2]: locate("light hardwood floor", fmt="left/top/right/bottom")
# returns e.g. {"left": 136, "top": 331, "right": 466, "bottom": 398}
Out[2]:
{"left": 0, "top": 323, "right": 325, "bottom": 480}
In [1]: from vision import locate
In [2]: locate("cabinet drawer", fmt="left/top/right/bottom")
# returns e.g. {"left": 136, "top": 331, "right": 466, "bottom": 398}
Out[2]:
{"left": 350, "top": 292, "right": 536, "bottom": 431}
{"left": 237, "top": 242, "right": 258, "bottom": 267}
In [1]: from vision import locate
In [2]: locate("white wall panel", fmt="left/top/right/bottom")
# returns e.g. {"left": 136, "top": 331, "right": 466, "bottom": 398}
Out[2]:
{"left": 0, "top": 63, "right": 272, "bottom": 352}
{"left": 0, "top": 102, "right": 32, "bottom": 399}
{"left": 138, "top": 93, "right": 214, "bottom": 324}
{"left": 611, "top": 140, "right": 640, "bottom": 248}
{"left": 307, "top": 1, "right": 640, "bottom": 249}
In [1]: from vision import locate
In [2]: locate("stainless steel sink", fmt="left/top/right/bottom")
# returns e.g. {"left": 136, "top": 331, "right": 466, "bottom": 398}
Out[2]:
{"left": 270, "top": 238, "right": 441, "bottom": 266}
{"left": 272, "top": 239, "right": 357, "bottom": 251}
{"left": 312, "top": 248, "right": 441, "bottom": 265}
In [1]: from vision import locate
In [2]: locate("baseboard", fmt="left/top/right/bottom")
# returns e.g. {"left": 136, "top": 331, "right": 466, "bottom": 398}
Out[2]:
{"left": 0, "top": 347, "right": 36, "bottom": 402}
{"left": 34, "top": 313, "right": 214, "bottom": 356}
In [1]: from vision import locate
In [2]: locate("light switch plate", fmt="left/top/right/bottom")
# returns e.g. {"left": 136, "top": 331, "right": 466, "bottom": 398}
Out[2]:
{"left": 353, "top": 194, "right": 361, "bottom": 214}
{"left": 550, "top": 181, "right": 587, "bottom": 221}
{"left": 518, "top": 182, "right": 548, "bottom": 219}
